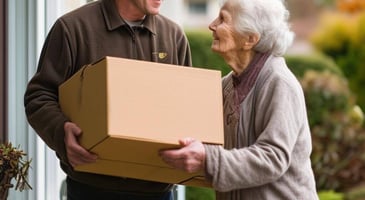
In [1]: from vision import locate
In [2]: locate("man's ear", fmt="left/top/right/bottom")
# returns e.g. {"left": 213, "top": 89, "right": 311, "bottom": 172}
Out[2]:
{"left": 242, "top": 33, "right": 260, "bottom": 50}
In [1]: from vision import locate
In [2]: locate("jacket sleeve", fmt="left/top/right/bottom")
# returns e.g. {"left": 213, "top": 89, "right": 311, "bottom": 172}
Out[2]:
{"left": 204, "top": 70, "right": 306, "bottom": 192}
{"left": 24, "top": 19, "right": 74, "bottom": 165}
{"left": 178, "top": 33, "right": 192, "bottom": 67}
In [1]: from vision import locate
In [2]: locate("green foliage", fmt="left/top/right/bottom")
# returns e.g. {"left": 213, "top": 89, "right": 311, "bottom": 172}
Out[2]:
{"left": 186, "top": 30, "right": 231, "bottom": 76}
{"left": 345, "top": 185, "right": 365, "bottom": 200}
{"left": 301, "top": 70, "right": 350, "bottom": 127}
{"left": 314, "top": 0, "right": 336, "bottom": 7}
{"left": 310, "top": 11, "right": 365, "bottom": 112}
{"left": 185, "top": 186, "right": 215, "bottom": 200}
{"left": 285, "top": 53, "right": 343, "bottom": 78}
{"left": 286, "top": 54, "right": 365, "bottom": 191}
{"left": 299, "top": 69, "right": 365, "bottom": 191}
{"left": 311, "top": 13, "right": 356, "bottom": 58}
{"left": 318, "top": 190, "right": 344, "bottom": 200}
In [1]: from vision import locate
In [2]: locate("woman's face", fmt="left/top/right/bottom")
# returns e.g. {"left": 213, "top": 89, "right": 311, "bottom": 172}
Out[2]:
{"left": 208, "top": 1, "right": 244, "bottom": 55}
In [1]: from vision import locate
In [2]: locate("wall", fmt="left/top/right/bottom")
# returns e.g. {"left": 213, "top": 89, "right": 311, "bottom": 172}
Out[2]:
{"left": 0, "top": 0, "right": 7, "bottom": 143}
{"left": 7, "top": 1, "right": 87, "bottom": 199}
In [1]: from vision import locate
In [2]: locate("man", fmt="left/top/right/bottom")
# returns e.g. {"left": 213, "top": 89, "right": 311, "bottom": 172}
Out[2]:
{"left": 24, "top": 0, "right": 191, "bottom": 199}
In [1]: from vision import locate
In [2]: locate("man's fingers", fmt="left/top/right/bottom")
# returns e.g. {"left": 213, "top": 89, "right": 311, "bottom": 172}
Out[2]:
{"left": 64, "top": 122, "right": 82, "bottom": 137}
{"left": 68, "top": 148, "right": 98, "bottom": 168}
{"left": 64, "top": 122, "right": 97, "bottom": 167}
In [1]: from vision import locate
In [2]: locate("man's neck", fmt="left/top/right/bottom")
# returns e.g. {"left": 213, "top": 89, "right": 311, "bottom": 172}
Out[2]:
{"left": 115, "top": 0, "right": 146, "bottom": 21}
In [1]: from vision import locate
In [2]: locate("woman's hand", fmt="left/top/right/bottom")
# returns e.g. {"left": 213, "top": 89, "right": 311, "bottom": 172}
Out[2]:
{"left": 159, "top": 138, "right": 206, "bottom": 173}
{"left": 64, "top": 122, "right": 98, "bottom": 168}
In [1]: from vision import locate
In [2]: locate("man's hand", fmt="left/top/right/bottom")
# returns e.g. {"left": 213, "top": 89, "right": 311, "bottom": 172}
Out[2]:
{"left": 64, "top": 122, "right": 98, "bottom": 168}
{"left": 159, "top": 138, "right": 206, "bottom": 173}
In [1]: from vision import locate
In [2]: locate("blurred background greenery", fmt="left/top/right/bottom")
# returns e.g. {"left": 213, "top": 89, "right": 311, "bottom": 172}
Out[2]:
{"left": 184, "top": 0, "right": 365, "bottom": 199}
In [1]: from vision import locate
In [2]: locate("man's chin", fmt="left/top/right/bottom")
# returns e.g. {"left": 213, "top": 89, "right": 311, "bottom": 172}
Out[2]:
{"left": 148, "top": 9, "right": 160, "bottom": 15}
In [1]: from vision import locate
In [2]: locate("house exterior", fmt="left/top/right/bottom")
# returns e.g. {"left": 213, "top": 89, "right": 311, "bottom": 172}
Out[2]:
{"left": 161, "top": 0, "right": 219, "bottom": 29}
{"left": 0, "top": 0, "right": 217, "bottom": 199}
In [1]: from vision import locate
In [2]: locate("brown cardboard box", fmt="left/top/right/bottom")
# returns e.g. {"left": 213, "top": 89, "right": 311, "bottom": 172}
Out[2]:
{"left": 59, "top": 56, "right": 224, "bottom": 188}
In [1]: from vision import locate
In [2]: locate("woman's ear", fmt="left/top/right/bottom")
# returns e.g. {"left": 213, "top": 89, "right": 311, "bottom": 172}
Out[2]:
{"left": 242, "top": 33, "right": 260, "bottom": 50}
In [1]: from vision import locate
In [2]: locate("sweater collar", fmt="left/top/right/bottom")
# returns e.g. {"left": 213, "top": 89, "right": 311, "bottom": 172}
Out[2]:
{"left": 231, "top": 52, "right": 270, "bottom": 106}
{"left": 232, "top": 52, "right": 270, "bottom": 87}
{"left": 101, "top": 0, "right": 157, "bottom": 34}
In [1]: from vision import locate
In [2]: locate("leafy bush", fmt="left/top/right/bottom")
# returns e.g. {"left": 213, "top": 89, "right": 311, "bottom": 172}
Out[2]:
{"left": 285, "top": 53, "right": 343, "bottom": 78}
{"left": 301, "top": 69, "right": 365, "bottom": 191}
{"left": 301, "top": 70, "right": 351, "bottom": 127}
{"left": 310, "top": 11, "right": 365, "bottom": 112}
{"left": 345, "top": 184, "right": 365, "bottom": 200}
{"left": 311, "top": 13, "right": 356, "bottom": 58}
{"left": 283, "top": 54, "right": 365, "bottom": 191}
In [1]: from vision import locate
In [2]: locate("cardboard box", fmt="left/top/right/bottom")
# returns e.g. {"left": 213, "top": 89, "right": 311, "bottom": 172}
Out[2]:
{"left": 59, "top": 56, "right": 224, "bottom": 188}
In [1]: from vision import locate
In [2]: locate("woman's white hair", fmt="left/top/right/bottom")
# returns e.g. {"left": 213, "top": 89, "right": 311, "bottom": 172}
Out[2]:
{"left": 221, "top": 0, "right": 295, "bottom": 56}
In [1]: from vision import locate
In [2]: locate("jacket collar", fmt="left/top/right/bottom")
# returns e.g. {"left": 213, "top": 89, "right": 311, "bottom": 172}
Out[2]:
{"left": 101, "top": 0, "right": 157, "bottom": 34}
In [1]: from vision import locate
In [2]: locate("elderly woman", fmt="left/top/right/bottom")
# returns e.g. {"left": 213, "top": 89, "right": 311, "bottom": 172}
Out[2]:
{"left": 160, "top": 0, "right": 318, "bottom": 199}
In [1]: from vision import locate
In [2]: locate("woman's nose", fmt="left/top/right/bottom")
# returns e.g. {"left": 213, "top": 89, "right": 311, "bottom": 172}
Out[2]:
{"left": 209, "top": 21, "right": 216, "bottom": 32}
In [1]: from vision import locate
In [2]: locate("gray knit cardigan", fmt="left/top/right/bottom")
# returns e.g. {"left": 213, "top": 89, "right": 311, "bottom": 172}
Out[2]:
{"left": 204, "top": 55, "right": 319, "bottom": 200}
